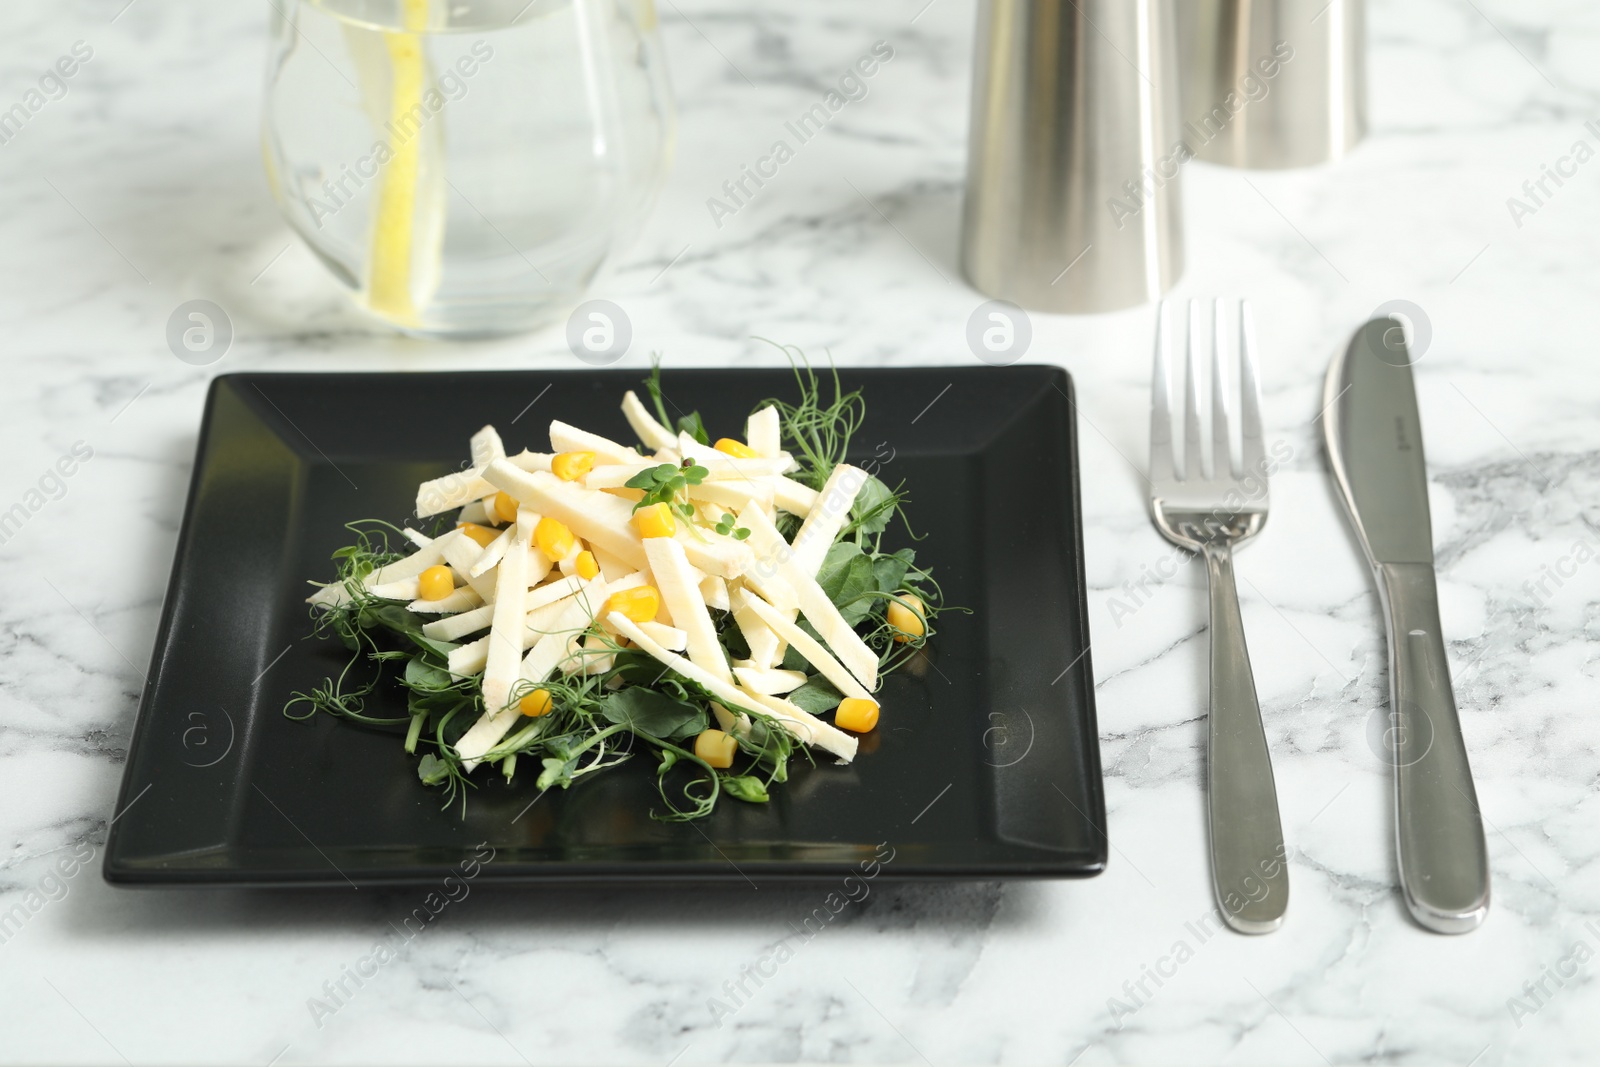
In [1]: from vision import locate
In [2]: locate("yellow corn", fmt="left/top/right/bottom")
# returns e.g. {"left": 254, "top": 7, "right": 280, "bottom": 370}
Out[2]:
{"left": 551, "top": 451, "right": 595, "bottom": 482}
{"left": 633, "top": 501, "right": 676, "bottom": 538}
{"left": 835, "top": 697, "right": 880, "bottom": 733}
{"left": 492, "top": 491, "right": 519, "bottom": 524}
{"left": 714, "top": 438, "right": 759, "bottom": 459}
{"left": 603, "top": 584, "right": 660, "bottom": 624}
{"left": 418, "top": 564, "right": 454, "bottom": 601}
{"left": 519, "top": 688, "right": 554, "bottom": 718}
{"left": 535, "top": 517, "right": 575, "bottom": 561}
{"left": 694, "top": 728, "right": 738, "bottom": 768}
{"left": 575, "top": 550, "right": 600, "bottom": 580}
{"left": 458, "top": 522, "right": 498, "bottom": 548}
{"left": 886, "top": 594, "right": 926, "bottom": 643}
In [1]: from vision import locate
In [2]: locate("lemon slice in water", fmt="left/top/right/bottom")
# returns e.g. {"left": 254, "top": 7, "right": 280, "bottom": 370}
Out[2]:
{"left": 365, "top": 0, "right": 441, "bottom": 327}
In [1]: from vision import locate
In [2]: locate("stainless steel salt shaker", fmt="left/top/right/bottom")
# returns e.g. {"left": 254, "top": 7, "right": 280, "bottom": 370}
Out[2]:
{"left": 1177, "top": 0, "right": 1366, "bottom": 169}
{"left": 961, "top": 0, "right": 1185, "bottom": 313}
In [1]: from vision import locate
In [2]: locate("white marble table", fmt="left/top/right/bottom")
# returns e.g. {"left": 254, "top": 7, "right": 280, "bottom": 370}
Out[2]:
{"left": 2, "top": 0, "right": 1597, "bottom": 1063}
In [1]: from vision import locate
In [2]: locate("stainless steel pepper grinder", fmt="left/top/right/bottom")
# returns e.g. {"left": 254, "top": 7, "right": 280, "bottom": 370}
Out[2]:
{"left": 961, "top": 0, "right": 1185, "bottom": 314}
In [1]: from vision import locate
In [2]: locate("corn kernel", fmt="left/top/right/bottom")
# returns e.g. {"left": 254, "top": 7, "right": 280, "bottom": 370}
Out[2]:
{"left": 603, "top": 584, "right": 660, "bottom": 624}
{"left": 886, "top": 594, "right": 926, "bottom": 643}
{"left": 835, "top": 697, "right": 880, "bottom": 733}
{"left": 519, "top": 688, "right": 554, "bottom": 718}
{"left": 575, "top": 550, "right": 600, "bottom": 580}
{"left": 458, "top": 522, "right": 498, "bottom": 548}
{"left": 634, "top": 501, "right": 676, "bottom": 539}
{"left": 551, "top": 451, "right": 596, "bottom": 482}
{"left": 714, "top": 437, "right": 759, "bottom": 459}
{"left": 493, "top": 491, "right": 519, "bottom": 524}
{"left": 418, "top": 564, "right": 454, "bottom": 601}
{"left": 535, "top": 517, "right": 575, "bottom": 561}
{"left": 694, "top": 728, "right": 738, "bottom": 768}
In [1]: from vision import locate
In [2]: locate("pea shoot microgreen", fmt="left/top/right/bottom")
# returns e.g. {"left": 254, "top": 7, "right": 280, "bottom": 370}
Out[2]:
{"left": 714, "top": 512, "right": 751, "bottom": 540}
{"left": 624, "top": 458, "right": 708, "bottom": 522}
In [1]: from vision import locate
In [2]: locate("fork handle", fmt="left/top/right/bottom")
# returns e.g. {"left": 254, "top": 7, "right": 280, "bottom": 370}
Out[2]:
{"left": 1375, "top": 562, "right": 1490, "bottom": 933}
{"left": 1201, "top": 542, "right": 1288, "bottom": 934}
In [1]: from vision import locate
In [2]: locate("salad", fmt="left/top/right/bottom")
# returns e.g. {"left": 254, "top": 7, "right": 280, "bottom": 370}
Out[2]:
{"left": 291, "top": 363, "right": 943, "bottom": 819}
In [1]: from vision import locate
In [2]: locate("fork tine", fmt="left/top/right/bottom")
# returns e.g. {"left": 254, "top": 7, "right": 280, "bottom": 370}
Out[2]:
{"left": 1211, "top": 298, "right": 1232, "bottom": 480}
{"left": 1182, "top": 299, "right": 1204, "bottom": 483}
{"left": 1238, "top": 299, "right": 1266, "bottom": 477}
{"left": 1149, "top": 301, "right": 1175, "bottom": 479}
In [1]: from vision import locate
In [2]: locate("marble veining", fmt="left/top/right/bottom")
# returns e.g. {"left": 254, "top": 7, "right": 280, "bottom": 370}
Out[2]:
{"left": 1, "top": 0, "right": 1599, "bottom": 1063}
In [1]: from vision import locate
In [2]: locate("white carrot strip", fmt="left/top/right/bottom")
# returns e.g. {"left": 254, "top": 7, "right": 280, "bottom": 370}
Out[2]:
{"left": 518, "top": 572, "right": 615, "bottom": 684}
{"left": 507, "top": 450, "right": 553, "bottom": 473}
{"left": 442, "top": 534, "right": 498, "bottom": 601}
{"left": 407, "top": 586, "right": 484, "bottom": 614}
{"left": 637, "top": 621, "right": 688, "bottom": 651}
{"left": 675, "top": 531, "right": 755, "bottom": 581}
{"left": 527, "top": 574, "right": 586, "bottom": 611}
{"left": 622, "top": 390, "right": 678, "bottom": 451}
{"left": 446, "top": 590, "right": 588, "bottom": 676}
{"left": 416, "top": 470, "right": 497, "bottom": 518}
{"left": 422, "top": 602, "right": 494, "bottom": 641}
{"left": 686, "top": 479, "right": 774, "bottom": 511}
{"left": 743, "top": 504, "right": 878, "bottom": 690}
{"left": 455, "top": 578, "right": 602, "bottom": 769}
{"left": 746, "top": 405, "right": 781, "bottom": 457}
{"left": 484, "top": 462, "right": 648, "bottom": 570}
{"left": 739, "top": 689, "right": 856, "bottom": 760}
{"left": 469, "top": 425, "right": 506, "bottom": 468}
{"left": 577, "top": 632, "right": 617, "bottom": 675}
{"left": 644, "top": 537, "right": 732, "bottom": 685}
{"left": 307, "top": 583, "right": 352, "bottom": 608}
{"left": 700, "top": 573, "right": 730, "bottom": 612}
{"left": 481, "top": 534, "right": 531, "bottom": 715}
{"left": 792, "top": 464, "right": 867, "bottom": 575}
{"left": 469, "top": 523, "right": 516, "bottom": 577}
{"left": 730, "top": 593, "right": 784, "bottom": 667}
{"left": 549, "top": 420, "right": 640, "bottom": 465}
{"left": 732, "top": 510, "right": 798, "bottom": 613}
{"left": 366, "top": 577, "right": 421, "bottom": 600}
{"left": 772, "top": 476, "right": 818, "bottom": 517}
{"left": 457, "top": 500, "right": 490, "bottom": 524}
{"left": 584, "top": 460, "right": 657, "bottom": 490}
{"left": 733, "top": 667, "right": 808, "bottom": 695}
{"left": 590, "top": 545, "right": 634, "bottom": 583}
{"left": 735, "top": 588, "right": 872, "bottom": 702}
{"left": 364, "top": 528, "right": 462, "bottom": 586}
{"left": 709, "top": 701, "right": 744, "bottom": 734}
{"left": 401, "top": 528, "right": 433, "bottom": 548}
{"left": 606, "top": 611, "right": 857, "bottom": 762}
{"left": 524, "top": 593, "right": 582, "bottom": 636}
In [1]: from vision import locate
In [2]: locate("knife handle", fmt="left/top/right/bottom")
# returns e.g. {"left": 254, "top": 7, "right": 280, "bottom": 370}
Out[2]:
{"left": 1376, "top": 562, "right": 1491, "bottom": 933}
{"left": 1202, "top": 542, "right": 1288, "bottom": 934}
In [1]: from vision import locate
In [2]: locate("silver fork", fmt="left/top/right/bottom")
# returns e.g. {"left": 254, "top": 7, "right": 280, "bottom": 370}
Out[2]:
{"left": 1149, "top": 298, "right": 1287, "bottom": 934}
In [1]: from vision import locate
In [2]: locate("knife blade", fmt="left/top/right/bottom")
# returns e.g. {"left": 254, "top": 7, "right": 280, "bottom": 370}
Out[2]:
{"left": 1323, "top": 317, "right": 1490, "bottom": 934}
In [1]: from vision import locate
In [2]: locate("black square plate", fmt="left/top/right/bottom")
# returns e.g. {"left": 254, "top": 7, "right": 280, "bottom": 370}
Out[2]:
{"left": 105, "top": 367, "right": 1105, "bottom": 886}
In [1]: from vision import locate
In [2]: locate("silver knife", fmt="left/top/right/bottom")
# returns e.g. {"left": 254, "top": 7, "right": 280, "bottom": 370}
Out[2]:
{"left": 1323, "top": 317, "right": 1491, "bottom": 934}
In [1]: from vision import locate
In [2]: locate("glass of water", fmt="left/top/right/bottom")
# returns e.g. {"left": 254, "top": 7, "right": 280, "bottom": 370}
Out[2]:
{"left": 262, "top": 0, "right": 674, "bottom": 338}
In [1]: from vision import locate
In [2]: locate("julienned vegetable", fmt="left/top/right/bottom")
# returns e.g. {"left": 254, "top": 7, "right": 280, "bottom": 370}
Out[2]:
{"left": 288, "top": 361, "right": 944, "bottom": 820}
